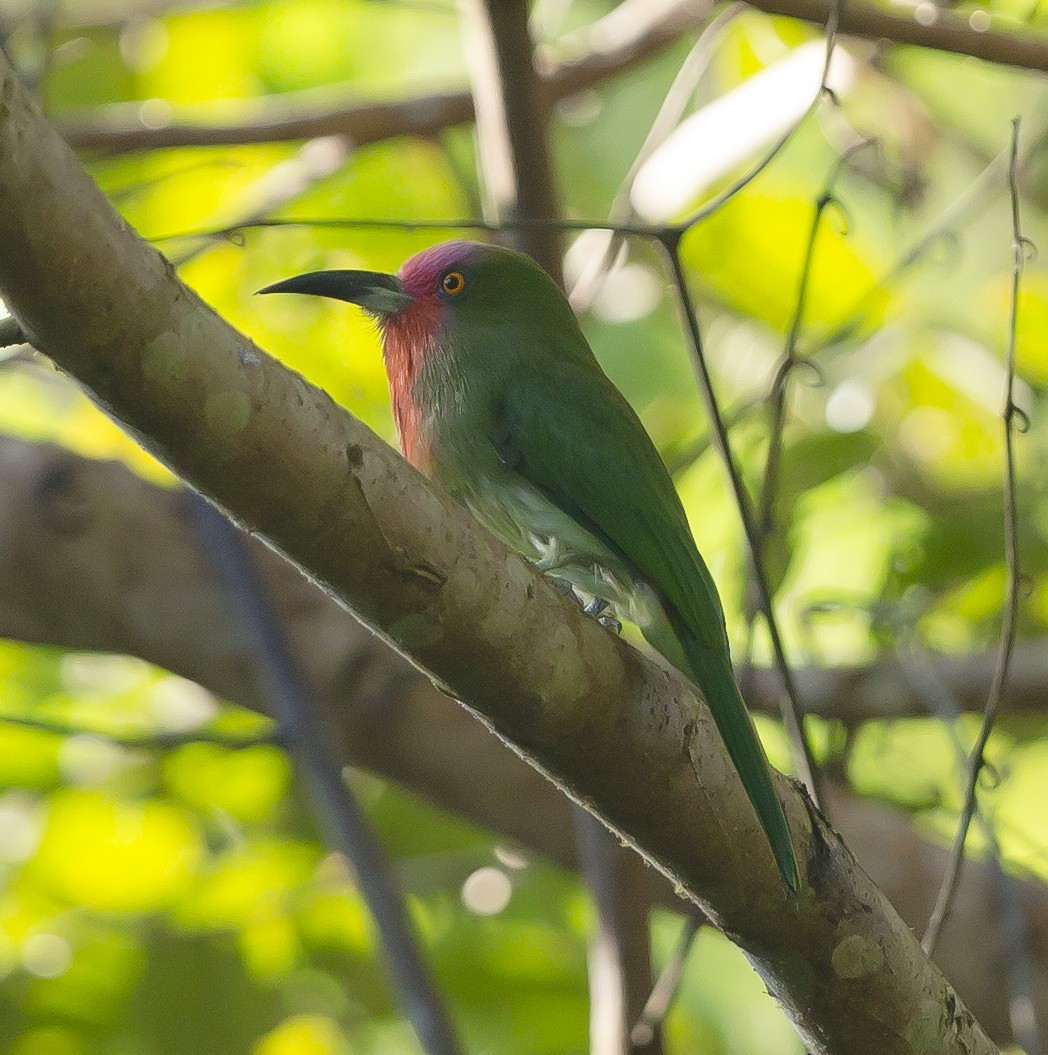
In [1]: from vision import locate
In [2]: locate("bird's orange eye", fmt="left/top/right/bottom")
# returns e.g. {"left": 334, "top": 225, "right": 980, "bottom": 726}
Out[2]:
{"left": 440, "top": 270, "right": 466, "bottom": 296}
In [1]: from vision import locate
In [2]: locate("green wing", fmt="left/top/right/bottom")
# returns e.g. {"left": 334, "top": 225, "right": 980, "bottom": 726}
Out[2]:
{"left": 499, "top": 356, "right": 728, "bottom": 649}
{"left": 498, "top": 351, "right": 800, "bottom": 891}
{"left": 499, "top": 352, "right": 733, "bottom": 652}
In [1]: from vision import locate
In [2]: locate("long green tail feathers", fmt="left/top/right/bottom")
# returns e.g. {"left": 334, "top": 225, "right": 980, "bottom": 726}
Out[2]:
{"left": 648, "top": 614, "right": 801, "bottom": 893}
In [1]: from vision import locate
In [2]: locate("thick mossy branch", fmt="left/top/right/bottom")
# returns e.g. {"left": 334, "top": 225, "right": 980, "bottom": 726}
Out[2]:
{"left": 0, "top": 49, "right": 996, "bottom": 1055}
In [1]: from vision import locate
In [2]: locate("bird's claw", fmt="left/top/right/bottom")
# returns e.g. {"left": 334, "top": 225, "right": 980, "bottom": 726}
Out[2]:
{"left": 548, "top": 577, "right": 578, "bottom": 600}
{"left": 583, "top": 595, "right": 621, "bottom": 634}
{"left": 545, "top": 577, "right": 621, "bottom": 634}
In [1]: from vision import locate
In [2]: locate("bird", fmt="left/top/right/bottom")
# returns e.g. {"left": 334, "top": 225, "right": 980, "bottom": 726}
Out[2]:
{"left": 259, "top": 240, "right": 800, "bottom": 892}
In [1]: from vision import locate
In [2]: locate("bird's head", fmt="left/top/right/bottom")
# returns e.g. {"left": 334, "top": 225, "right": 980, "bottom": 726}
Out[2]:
{"left": 258, "top": 240, "right": 575, "bottom": 373}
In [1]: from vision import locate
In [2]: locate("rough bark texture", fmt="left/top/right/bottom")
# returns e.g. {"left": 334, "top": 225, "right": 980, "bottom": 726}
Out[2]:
{"left": 0, "top": 48, "right": 1001, "bottom": 1054}
{"left": 0, "top": 435, "right": 1044, "bottom": 1050}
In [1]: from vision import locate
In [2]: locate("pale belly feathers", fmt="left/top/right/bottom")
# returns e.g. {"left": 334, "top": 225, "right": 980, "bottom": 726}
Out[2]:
{"left": 442, "top": 460, "right": 663, "bottom": 632}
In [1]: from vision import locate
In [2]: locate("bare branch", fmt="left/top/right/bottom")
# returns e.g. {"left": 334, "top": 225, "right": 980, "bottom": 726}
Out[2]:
{"left": 630, "top": 914, "right": 703, "bottom": 1049}
{"left": 745, "top": 0, "right": 1048, "bottom": 72}
{"left": 59, "top": 87, "right": 475, "bottom": 153}
{"left": 813, "top": 142, "right": 1014, "bottom": 354}
{"left": 758, "top": 141, "right": 875, "bottom": 551}
{"left": 662, "top": 240, "right": 823, "bottom": 806}
{"left": 574, "top": 809, "right": 659, "bottom": 1055}
{"left": 459, "top": 0, "right": 561, "bottom": 278}
{"left": 922, "top": 118, "right": 1028, "bottom": 956}
{"left": 53, "top": 0, "right": 710, "bottom": 154}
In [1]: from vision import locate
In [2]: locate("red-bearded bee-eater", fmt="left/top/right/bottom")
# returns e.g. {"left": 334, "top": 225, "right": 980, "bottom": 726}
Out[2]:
{"left": 260, "top": 240, "right": 800, "bottom": 892}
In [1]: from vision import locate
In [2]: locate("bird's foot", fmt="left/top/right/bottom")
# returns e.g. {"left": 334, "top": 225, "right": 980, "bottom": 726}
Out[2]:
{"left": 548, "top": 576, "right": 579, "bottom": 601}
{"left": 546, "top": 577, "right": 622, "bottom": 635}
{"left": 535, "top": 537, "right": 569, "bottom": 573}
{"left": 583, "top": 596, "right": 621, "bottom": 635}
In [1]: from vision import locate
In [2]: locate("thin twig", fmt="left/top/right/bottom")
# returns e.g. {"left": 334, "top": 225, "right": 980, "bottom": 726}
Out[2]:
{"left": 678, "top": 0, "right": 844, "bottom": 232}
{"left": 811, "top": 142, "right": 1015, "bottom": 355}
{"left": 0, "top": 712, "right": 282, "bottom": 749}
{"left": 758, "top": 140, "right": 876, "bottom": 545}
{"left": 738, "top": 144, "right": 873, "bottom": 791}
{"left": 922, "top": 116, "right": 1027, "bottom": 956}
{"left": 169, "top": 137, "right": 350, "bottom": 268}
{"left": 570, "top": 3, "right": 744, "bottom": 312}
{"left": 55, "top": 0, "right": 706, "bottom": 154}
{"left": 758, "top": 193, "right": 831, "bottom": 542}
{"left": 896, "top": 638, "right": 1042, "bottom": 1054}
{"left": 630, "top": 913, "right": 703, "bottom": 1049}
{"left": 150, "top": 214, "right": 670, "bottom": 247}
{"left": 806, "top": 111, "right": 1048, "bottom": 361}
{"left": 662, "top": 235, "right": 822, "bottom": 805}
{"left": 188, "top": 497, "right": 463, "bottom": 1055}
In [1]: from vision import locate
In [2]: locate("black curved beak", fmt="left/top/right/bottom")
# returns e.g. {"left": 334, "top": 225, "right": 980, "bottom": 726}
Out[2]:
{"left": 257, "top": 269, "right": 413, "bottom": 316}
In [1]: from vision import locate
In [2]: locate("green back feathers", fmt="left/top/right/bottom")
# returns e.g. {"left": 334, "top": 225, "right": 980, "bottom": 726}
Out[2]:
{"left": 421, "top": 243, "right": 800, "bottom": 890}
{"left": 499, "top": 353, "right": 799, "bottom": 890}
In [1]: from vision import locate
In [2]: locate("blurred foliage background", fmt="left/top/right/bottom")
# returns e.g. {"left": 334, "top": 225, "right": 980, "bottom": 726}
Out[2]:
{"left": 2, "top": 0, "right": 1048, "bottom": 1052}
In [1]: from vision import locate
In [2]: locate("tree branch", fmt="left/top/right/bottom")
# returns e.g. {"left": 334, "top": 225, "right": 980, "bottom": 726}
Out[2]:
{"left": 460, "top": 0, "right": 561, "bottom": 278}
{"left": 0, "top": 46, "right": 1001, "bottom": 1054}
{"left": 47, "top": 0, "right": 1048, "bottom": 160}
{"left": 0, "top": 0, "right": 229, "bottom": 34}
{"left": 923, "top": 117, "right": 1028, "bottom": 957}
{"left": 0, "top": 435, "right": 1043, "bottom": 1050}
{"left": 745, "top": 0, "right": 1048, "bottom": 71}
{"left": 53, "top": 0, "right": 713, "bottom": 154}
{"left": 188, "top": 496, "right": 462, "bottom": 1055}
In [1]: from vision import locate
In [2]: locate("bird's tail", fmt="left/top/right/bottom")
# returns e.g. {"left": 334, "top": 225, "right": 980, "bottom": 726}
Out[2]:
{"left": 643, "top": 610, "right": 800, "bottom": 893}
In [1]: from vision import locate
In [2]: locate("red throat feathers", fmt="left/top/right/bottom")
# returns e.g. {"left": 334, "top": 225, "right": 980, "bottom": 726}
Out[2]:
{"left": 377, "top": 241, "right": 479, "bottom": 474}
